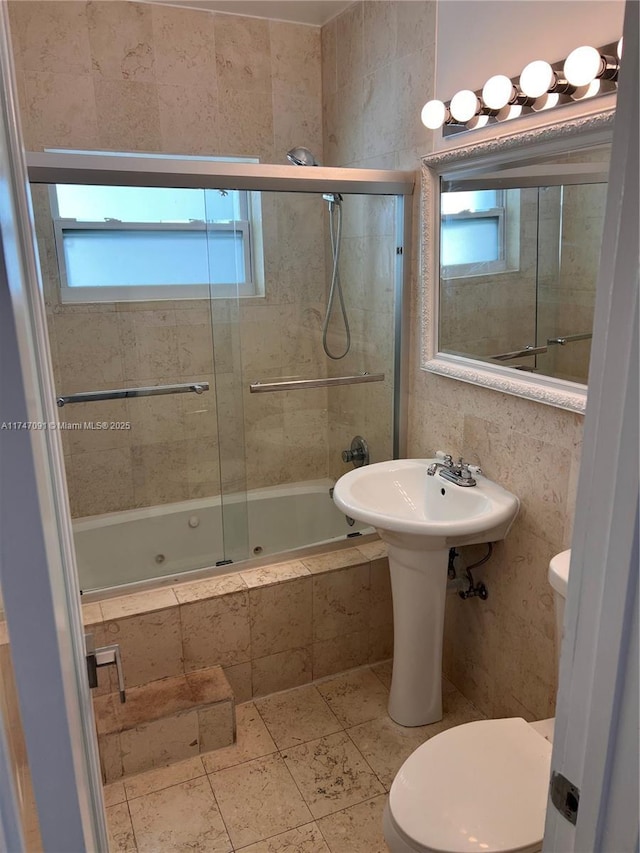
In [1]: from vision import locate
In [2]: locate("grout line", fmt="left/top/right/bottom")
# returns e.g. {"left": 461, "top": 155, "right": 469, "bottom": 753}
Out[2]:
{"left": 275, "top": 746, "right": 319, "bottom": 823}
{"left": 124, "top": 798, "right": 139, "bottom": 853}
{"left": 203, "top": 772, "right": 236, "bottom": 852}
{"left": 250, "top": 659, "right": 386, "bottom": 707}
{"left": 369, "top": 658, "right": 393, "bottom": 690}
{"left": 315, "top": 792, "right": 392, "bottom": 853}
{"left": 123, "top": 756, "right": 207, "bottom": 802}
{"left": 233, "top": 818, "right": 322, "bottom": 852}
{"left": 202, "top": 745, "right": 279, "bottom": 776}
{"left": 342, "top": 727, "right": 389, "bottom": 793}
{"left": 314, "top": 817, "right": 334, "bottom": 853}
{"left": 276, "top": 726, "right": 388, "bottom": 821}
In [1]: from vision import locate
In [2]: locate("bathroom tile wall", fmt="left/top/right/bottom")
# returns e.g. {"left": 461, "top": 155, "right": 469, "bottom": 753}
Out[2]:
{"left": 83, "top": 541, "right": 393, "bottom": 703}
{"left": 325, "top": 192, "right": 398, "bottom": 479}
{"left": 9, "top": 1, "right": 327, "bottom": 516}
{"left": 321, "top": 1, "right": 584, "bottom": 721}
{"left": 322, "top": 1, "right": 437, "bottom": 477}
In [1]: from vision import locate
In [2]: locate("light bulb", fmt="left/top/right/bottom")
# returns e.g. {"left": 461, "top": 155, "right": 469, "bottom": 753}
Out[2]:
{"left": 421, "top": 100, "right": 448, "bottom": 130}
{"left": 564, "top": 45, "right": 602, "bottom": 87}
{"left": 482, "top": 75, "right": 516, "bottom": 110}
{"left": 466, "top": 114, "right": 489, "bottom": 130}
{"left": 532, "top": 92, "right": 561, "bottom": 112}
{"left": 496, "top": 104, "right": 523, "bottom": 121}
{"left": 617, "top": 38, "right": 623, "bottom": 59}
{"left": 572, "top": 79, "right": 601, "bottom": 100}
{"left": 449, "top": 89, "right": 480, "bottom": 123}
{"left": 519, "top": 60, "right": 555, "bottom": 98}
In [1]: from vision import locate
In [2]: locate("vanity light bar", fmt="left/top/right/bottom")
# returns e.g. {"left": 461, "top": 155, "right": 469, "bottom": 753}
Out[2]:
{"left": 421, "top": 41, "right": 620, "bottom": 136}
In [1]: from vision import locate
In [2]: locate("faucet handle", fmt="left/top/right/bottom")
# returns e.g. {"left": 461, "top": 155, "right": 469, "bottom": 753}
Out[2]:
{"left": 459, "top": 461, "right": 474, "bottom": 480}
{"left": 460, "top": 458, "right": 483, "bottom": 476}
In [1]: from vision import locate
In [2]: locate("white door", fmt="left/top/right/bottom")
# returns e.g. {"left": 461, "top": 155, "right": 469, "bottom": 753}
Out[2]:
{"left": 543, "top": 1, "right": 639, "bottom": 850}
{"left": 0, "top": 3, "right": 108, "bottom": 849}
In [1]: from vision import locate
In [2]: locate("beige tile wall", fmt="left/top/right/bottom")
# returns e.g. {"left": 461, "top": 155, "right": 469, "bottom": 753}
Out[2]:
{"left": 10, "top": 1, "right": 328, "bottom": 517}
{"left": 83, "top": 541, "right": 393, "bottom": 701}
{"left": 322, "top": 1, "right": 436, "bottom": 479}
{"left": 321, "top": 1, "right": 584, "bottom": 721}
{"left": 325, "top": 193, "right": 397, "bottom": 479}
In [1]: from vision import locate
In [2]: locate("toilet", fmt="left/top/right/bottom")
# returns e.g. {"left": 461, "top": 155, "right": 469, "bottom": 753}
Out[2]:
{"left": 383, "top": 549, "right": 571, "bottom": 853}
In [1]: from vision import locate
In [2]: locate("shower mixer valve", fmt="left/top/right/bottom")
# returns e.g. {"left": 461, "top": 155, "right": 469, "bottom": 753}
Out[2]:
{"left": 342, "top": 435, "right": 369, "bottom": 468}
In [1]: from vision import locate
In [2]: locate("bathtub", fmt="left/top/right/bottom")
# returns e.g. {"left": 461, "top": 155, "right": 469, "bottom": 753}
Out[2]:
{"left": 73, "top": 479, "right": 370, "bottom": 593}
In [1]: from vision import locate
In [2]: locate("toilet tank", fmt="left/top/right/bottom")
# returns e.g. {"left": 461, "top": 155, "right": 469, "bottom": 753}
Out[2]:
{"left": 549, "top": 549, "right": 571, "bottom": 671}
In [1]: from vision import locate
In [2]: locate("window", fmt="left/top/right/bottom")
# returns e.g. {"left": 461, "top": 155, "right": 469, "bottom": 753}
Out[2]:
{"left": 50, "top": 159, "right": 263, "bottom": 303}
{"left": 440, "top": 189, "right": 510, "bottom": 278}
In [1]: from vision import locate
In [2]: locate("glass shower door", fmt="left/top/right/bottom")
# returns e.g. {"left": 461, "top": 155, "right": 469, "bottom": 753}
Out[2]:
{"left": 31, "top": 182, "right": 229, "bottom": 591}
{"left": 211, "top": 189, "right": 400, "bottom": 561}
{"left": 204, "top": 189, "right": 250, "bottom": 565}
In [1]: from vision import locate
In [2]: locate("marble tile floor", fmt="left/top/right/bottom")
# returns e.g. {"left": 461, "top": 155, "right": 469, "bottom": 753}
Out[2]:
{"left": 105, "top": 661, "right": 485, "bottom": 852}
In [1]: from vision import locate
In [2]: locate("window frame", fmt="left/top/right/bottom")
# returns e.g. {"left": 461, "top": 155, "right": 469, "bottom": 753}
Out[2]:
{"left": 440, "top": 190, "right": 508, "bottom": 279}
{"left": 49, "top": 171, "right": 261, "bottom": 303}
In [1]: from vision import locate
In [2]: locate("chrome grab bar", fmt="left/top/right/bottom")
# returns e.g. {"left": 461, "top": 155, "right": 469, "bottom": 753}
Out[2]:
{"left": 249, "top": 372, "right": 385, "bottom": 393}
{"left": 56, "top": 382, "right": 209, "bottom": 407}
{"left": 547, "top": 333, "right": 593, "bottom": 346}
{"left": 490, "top": 345, "right": 547, "bottom": 361}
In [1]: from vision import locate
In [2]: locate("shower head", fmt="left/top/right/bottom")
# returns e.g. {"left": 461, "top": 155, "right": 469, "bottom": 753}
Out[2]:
{"left": 287, "top": 147, "right": 342, "bottom": 206}
{"left": 286, "top": 146, "right": 320, "bottom": 167}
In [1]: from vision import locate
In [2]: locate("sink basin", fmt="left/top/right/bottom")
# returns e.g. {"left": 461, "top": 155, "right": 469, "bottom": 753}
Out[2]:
{"left": 333, "top": 458, "right": 519, "bottom": 550}
{"left": 333, "top": 458, "right": 519, "bottom": 727}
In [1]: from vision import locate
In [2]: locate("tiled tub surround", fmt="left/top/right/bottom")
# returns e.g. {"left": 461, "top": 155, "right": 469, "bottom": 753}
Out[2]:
{"left": 104, "top": 664, "right": 485, "bottom": 852}
{"left": 83, "top": 539, "right": 394, "bottom": 738}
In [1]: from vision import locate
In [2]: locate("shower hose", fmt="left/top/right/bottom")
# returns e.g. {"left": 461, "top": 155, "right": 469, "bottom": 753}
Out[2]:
{"left": 322, "top": 199, "right": 351, "bottom": 360}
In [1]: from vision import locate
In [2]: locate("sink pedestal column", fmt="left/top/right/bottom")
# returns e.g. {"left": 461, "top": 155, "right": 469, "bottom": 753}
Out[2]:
{"left": 386, "top": 543, "right": 449, "bottom": 727}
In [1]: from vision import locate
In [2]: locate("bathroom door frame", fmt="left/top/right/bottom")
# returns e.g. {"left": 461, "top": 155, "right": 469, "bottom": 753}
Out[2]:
{"left": 0, "top": 4, "right": 108, "bottom": 849}
{"left": 543, "top": 1, "right": 639, "bottom": 850}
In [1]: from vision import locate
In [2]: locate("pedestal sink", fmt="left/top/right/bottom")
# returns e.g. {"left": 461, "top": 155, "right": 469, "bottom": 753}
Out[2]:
{"left": 333, "top": 458, "right": 519, "bottom": 727}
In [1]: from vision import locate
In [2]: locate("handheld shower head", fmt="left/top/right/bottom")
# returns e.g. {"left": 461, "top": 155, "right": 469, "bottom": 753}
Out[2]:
{"left": 286, "top": 146, "right": 320, "bottom": 167}
{"left": 286, "top": 147, "right": 349, "bottom": 358}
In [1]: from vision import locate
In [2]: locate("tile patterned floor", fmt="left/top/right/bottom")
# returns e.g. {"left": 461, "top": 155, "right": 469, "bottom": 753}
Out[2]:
{"left": 105, "top": 661, "right": 484, "bottom": 852}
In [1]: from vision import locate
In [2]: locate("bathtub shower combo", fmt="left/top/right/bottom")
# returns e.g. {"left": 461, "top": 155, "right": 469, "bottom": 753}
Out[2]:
{"left": 28, "top": 150, "right": 413, "bottom": 594}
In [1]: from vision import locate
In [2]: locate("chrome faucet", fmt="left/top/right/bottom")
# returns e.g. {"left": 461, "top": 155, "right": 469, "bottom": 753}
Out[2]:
{"left": 427, "top": 454, "right": 454, "bottom": 475}
{"left": 427, "top": 454, "right": 481, "bottom": 487}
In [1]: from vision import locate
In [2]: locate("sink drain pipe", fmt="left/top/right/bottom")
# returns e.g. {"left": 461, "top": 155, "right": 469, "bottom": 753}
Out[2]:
{"left": 447, "top": 544, "right": 493, "bottom": 600}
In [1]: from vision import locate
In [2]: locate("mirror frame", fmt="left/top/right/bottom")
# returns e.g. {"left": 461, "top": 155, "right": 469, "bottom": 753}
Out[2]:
{"left": 420, "top": 108, "right": 616, "bottom": 413}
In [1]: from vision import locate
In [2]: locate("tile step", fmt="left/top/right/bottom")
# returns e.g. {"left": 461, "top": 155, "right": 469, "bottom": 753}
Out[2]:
{"left": 94, "top": 666, "right": 235, "bottom": 782}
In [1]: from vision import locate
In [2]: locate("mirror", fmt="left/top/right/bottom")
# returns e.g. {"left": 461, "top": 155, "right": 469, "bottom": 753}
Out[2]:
{"left": 421, "top": 110, "right": 615, "bottom": 412}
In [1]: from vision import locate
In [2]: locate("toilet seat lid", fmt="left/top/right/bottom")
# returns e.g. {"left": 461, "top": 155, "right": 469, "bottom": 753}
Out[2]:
{"left": 388, "top": 718, "right": 552, "bottom": 853}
